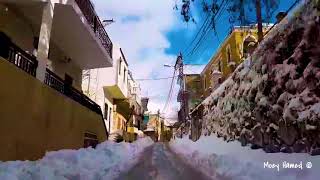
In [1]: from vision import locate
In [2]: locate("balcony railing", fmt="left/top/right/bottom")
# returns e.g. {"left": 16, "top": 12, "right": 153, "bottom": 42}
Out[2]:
{"left": 0, "top": 39, "right": 38, "bottom": 77}
{"left": 44, "top": 69, "right": 102, "bottom": 115}
{"left": 44, "top": 69, "right": 64, "bottom": 93}
{"left": 75, "top": 0, "right": 113, "bottom": 57}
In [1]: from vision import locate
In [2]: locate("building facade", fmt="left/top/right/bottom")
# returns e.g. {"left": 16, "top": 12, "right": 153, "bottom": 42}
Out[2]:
{"left": 201, "top": 26, "right": 261, "bottom": 98}
{"left": 0, "top": 0, "right": 112, "bottom": 160}
{"left": 187, "top": 25, "right": 271, "bottom": 141}
{"left": 83, "top": 45, "right": 145, "bottom": 142}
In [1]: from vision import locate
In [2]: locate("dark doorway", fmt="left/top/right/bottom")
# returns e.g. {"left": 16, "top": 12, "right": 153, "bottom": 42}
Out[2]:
{"left": 65, "top": 74, "right": 73, "bottom": 86}
{"left": 0, "top": 32, "right": 11, "bottom": 59}
{"left": 64, "top": 74, "right": 73, "bottom": 95}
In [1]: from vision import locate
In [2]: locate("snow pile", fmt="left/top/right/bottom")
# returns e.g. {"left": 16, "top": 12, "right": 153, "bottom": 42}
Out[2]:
{"left": 170, "top": 135, "right": 320, "bottom": 180}
{"left": 201, "top": 0, "right": 320, "bottom": 154}
{"left": 0, "top": 138, "right": 153, "bottom": 180}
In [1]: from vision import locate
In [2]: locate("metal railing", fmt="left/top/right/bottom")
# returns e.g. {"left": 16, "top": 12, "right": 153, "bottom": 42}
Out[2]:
{"left": 69, "top": 86, "right": 102, "bottom": 115}
{"left": 0, "top": 41, "right": 38, "bottom": 77}
{"left": 95, "top": 17, "right": 113, "bottom": 57}
{"left": 44, "top": 69, "right": 65, "bottom": 93}
{"left": 75, "top": 0, "right": 113, "bottom": 57}
{"left": 44, "top": 69, "right": 102, "bottom": 115}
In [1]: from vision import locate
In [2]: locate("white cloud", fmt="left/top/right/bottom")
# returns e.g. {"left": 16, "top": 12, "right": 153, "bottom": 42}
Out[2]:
{"left": 92, "top": 0, "right": 186, "bottom": 120}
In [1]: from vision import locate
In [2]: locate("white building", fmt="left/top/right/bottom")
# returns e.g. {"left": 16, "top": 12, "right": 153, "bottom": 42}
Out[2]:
{"left": 82, "top": 45, "right": 129, "bottom": 134}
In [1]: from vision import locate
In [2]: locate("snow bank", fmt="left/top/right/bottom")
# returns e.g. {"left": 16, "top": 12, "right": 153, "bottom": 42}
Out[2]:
{"left": 0, "top": 138, "right": 153, "bottom": 180}
{"left": 170, "top": 136, "right": 320, "bottom": 180}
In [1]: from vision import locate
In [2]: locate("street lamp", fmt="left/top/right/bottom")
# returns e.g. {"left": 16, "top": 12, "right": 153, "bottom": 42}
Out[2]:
{"left": 102, "top": 19, "right": 115, "bottom": 27}
{"left": 163, "top": 64, "right": 174, "bottom": 68}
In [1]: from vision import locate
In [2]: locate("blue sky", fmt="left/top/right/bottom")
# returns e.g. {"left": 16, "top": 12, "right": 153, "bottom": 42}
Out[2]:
{"left": 92, "top": 0, "right": 298, "bottom": 120}
{"left": 165, "top": 0, "right": 297, "bottom": 65}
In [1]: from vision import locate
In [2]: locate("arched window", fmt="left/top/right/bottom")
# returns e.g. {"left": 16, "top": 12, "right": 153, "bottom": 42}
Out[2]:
{"left": 243, "top": 35, "right": 257, "bottom": 58}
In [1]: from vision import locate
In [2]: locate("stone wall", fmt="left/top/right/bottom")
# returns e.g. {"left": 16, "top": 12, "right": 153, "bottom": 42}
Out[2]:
{"left": 201, "top": 0, "right": 320, "bottom": 155}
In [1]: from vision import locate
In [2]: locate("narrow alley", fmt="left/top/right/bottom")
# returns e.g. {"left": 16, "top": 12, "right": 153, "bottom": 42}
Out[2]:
{"left": 116, "top": 143, "right": 217, "bottom": 180}
{"left": 0, "top": 0, "right": 320, "bottom": 180}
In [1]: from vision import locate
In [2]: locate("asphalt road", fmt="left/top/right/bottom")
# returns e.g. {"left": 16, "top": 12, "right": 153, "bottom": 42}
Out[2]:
{"left": 115, "top": 143, "right": 224, "bottom": 180}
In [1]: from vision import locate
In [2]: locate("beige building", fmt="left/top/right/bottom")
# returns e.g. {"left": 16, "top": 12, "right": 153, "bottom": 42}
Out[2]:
{"left": 82, "top": 45, "right": 144, "bottom": 142}
{"left": 0, "top": 0, "right": 113, "bottom": 160}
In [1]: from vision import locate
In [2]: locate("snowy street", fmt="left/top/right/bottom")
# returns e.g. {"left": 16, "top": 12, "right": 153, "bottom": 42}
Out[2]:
{"left": 115, "top": 143, "right": 221, "bottom": 180}
{"left": 1, "top": 136, "right": 320, "bottom": 180}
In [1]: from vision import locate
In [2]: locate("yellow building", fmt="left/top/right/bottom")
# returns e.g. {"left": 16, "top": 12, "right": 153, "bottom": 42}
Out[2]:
{"left": 0, "top": 0, "right": 113, "bottom": 160}
{"left": 201, "top": 26, "right": 267, "bottom": 98}
{"left": 185, "top": 74, "right": 203, "bottom": 110}
{"left": 143, "top": 113, "right": 160, "bottom": 141}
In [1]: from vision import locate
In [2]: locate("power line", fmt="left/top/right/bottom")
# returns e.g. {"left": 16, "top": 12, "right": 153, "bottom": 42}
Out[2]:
{"left": 135, "top": 76, "right": 178, "bottom": 81}
{"left": 184, "top": 0, "right": 228, "bottom": 60}
{"left": 263, "top": 0, "right": 301, "bottom": 36}
{"left": 135, "top": 64, "right": 204, "bottom": 81}
{"left": 162, "top": 67, "right": 177, "bottom": 113}
{"left": 182, "top": 13, "right": 211, "bottom": 55}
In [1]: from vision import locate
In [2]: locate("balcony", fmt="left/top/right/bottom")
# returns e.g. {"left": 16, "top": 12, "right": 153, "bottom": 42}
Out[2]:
{"left": 103, "top": 46, "right": 129, "bottom": 100}
{"left": 50, "top": 1, "right": 113, "bottom": 69}
{"left": 0, "top": 0, "right": 113, "bottom": 70}
{"left": 44, "top": 68, "right": 102, "bottom": 115}
{"left": 0, "top": 37, "right": 38, "bottom": 77}
{"left": 74, "top": 0, "right": 113, "bottom": 57}
{"left": 1, "top": 31, "right": 102, "bottom": 115}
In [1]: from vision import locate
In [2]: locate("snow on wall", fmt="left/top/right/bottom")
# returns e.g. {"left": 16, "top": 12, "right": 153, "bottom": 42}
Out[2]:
{"left": 201, "top": 0, "right": 320, "bottom": 154}
{"left": 0, "top": 138, "right": 153, "bottom": 180}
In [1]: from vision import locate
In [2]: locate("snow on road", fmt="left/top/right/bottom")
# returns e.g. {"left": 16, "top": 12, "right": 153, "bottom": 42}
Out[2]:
{"left": 115, "top": 143, "right": 220, "bottom": 180}
{"left": 170, "top": 135, "right": 320, "bottom": 180}
{"left": 2, "top": 135, "right": 319, "bottom": 180}
{"left": 0, "top": 138, "right": 153, "bottom": 180}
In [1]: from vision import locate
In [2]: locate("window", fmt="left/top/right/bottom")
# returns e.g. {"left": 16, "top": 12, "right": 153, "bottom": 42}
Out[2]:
{"left": 218, "top": 60, "right": 222, "bottom": 72}
{"left": 109, "top": 107, "right": 112, "bottom": 121}
{"left": 243, "top": 36, "right": 257, "bottom": 58}
{"left": 104, "top": 103, "right": 108, "bottom": 119}
{"left": 83, "top": 132, "right": 98, "bottom": 148}
{"left": 119, "top": 59, "right": 122, "bottom": 75}
{"left": 227, "top": 46, "right": 231, "bottom": 63}
{"left": 123, "top": 68, "right": 126, "bottom": 82}
{"left": 64, "top": 74, "right": 73, "bottom": 86}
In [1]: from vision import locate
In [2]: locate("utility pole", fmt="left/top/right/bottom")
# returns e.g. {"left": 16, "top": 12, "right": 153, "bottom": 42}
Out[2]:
{"left": 255, "top": 0, "right": 263, "bottom": 42}
{"left": 176, "top": 53, "right": 188, "bottom": 123}
{"left": 157, "top": 109, "right": 161, "bottom": 141}
{"left": 87, "top": 69, "right": 91, "bottom": 94}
